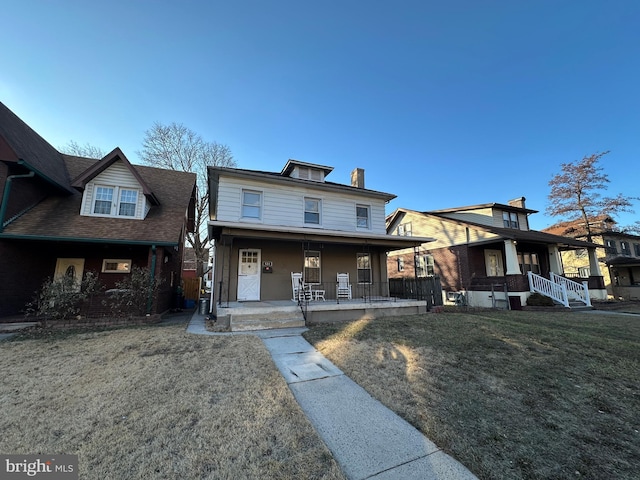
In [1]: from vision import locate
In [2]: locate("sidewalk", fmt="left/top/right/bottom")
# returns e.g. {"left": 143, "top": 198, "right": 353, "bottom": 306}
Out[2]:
{"left": 187, "top": 312, "right": 477, "bottom": 480}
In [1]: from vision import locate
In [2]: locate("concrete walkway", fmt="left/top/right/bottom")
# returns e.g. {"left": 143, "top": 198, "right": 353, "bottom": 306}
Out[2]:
{"left": 187, "top": 313, "right": 477, "bottom": 480}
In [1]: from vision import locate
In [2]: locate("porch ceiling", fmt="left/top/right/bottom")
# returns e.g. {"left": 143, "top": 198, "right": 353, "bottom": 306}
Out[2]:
{"left": 208, "top": 221, "right": 434, "bottom": 250}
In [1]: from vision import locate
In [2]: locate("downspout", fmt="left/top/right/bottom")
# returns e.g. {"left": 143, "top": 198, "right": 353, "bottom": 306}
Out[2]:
{"left": 0, "top": 171, "right": 35, "bottom": 232}
{"left": 147, "top": 245, "right": 157, "bottom": 314}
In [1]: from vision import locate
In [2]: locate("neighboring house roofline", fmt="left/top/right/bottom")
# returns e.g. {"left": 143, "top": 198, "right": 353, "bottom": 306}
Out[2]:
{"left": 208, "top": 166, "right": 397, "bottom": 202}
{"left": 0, "top": 232, "right": 179, "bottom": 246}
{"left": 426, "top": 202, "right": 538, "bottom": 215}
{"left": 70, "top": 148, "right": 161, "bottom": 205}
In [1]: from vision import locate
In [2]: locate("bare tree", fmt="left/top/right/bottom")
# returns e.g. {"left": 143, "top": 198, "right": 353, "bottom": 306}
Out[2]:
{"left": 546, "top": 151, "right": 637, "bottom": 242}
{"left": 138, "top": 122, "right": 236, "bottom": 277}
{"left": 59, "top": 140, "right": 105, "bottom": 159}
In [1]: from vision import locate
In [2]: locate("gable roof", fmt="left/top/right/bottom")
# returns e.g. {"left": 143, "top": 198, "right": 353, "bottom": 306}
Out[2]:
{"left": 1, "top": 155, "right": 196, "bottom": 245}
{"left": 542, "top": 215, "right": 616, "bottom": 237}
{"left": 71, "top": 147, "right": 160, "bottom": 205}
{"left": 0, "top": 102, "right": 72, "bottom": 192}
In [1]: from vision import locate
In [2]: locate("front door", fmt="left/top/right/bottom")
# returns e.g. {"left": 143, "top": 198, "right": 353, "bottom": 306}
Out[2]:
{"left": 54, "top": 258, "right": 85, "bottom": 291}
{"left": 237, "top": 249, "right": 260, "bottom": 301}
{"left": 484, "top": 250, "right": 504, "bottom": 277}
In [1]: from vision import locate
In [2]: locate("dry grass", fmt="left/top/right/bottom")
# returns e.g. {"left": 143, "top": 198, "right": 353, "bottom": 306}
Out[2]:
{"left": 303, "top": 310, "right": 640, "bottom": 480}
{"left": 1, "top": 325, "right": 344, "bottom": 480}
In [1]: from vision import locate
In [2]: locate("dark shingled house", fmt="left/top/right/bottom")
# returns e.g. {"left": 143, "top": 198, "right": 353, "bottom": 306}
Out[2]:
{"left": 0, "top": 102, "right": 196, "bottom": 317}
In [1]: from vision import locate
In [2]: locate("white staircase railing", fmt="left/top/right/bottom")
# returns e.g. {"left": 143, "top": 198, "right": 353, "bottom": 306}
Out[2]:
{"left": 528, "top": 272, "right": 569, "bottom": 307}
{"left": 550, "top": 272, "right": 592, "bottom": 307}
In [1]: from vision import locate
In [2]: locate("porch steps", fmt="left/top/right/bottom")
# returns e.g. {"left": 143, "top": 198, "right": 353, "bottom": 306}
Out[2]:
{"left": 230, "top": 311, "right": 305, "bottom": 331}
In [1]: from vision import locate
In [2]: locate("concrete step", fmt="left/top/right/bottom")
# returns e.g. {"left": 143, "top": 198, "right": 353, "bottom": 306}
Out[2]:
{"left": 230, "top": 311, "right": 306, "bottom": 331}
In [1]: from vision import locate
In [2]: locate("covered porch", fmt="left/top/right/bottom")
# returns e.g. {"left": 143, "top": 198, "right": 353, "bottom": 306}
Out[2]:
{"left": 608, "top": 257, "right": 640, "bottom": 301}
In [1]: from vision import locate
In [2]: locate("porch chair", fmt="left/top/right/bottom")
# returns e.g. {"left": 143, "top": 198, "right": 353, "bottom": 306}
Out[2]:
{"left": 336, "top": 273, "right": 352, "bottom": 300}
{"left": 291, "top": 272, "right": 312, "bottom": 302}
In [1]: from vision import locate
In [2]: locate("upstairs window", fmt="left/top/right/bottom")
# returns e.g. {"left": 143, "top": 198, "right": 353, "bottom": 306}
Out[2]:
{"left": 397, "top": 222, "right": 412, "bottom": 236}
{"left": 605, "top": 240, "right": 617, "bottom": 254}
{"left": 92, "top": 185, "right": 139, "bottom": 218}
{"left": 621, "top": 241, "right": 630, "bottom": 256}
{"left": 635, "top": 244, "right": 640, "bottom": 256}
{"left": 503, "top": 211, "right": 519, "bottom": 229}
{"left": 241, "top": 190, "right": 262, "bottom": 219}
{"left": 304, "top": 198, "right": 321, "bottom": 225}
{"left": 356, "top": 205, "right": 370, "bottom": 229}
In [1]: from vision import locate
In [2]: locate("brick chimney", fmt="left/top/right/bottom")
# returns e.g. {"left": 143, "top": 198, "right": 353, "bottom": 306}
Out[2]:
{"left": 508, "top": 197, "right": 526, "bottom": 209}
{"left": 351, "top": 168, "right": 365, "bottom": 189}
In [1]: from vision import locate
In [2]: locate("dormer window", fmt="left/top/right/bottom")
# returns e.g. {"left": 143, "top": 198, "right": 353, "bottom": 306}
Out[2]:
{"left": 503, "top": 211, "right": 519, "bottom": 229}
{"left": 92, "top": 185, "right": 140, "bottom": 218}
{"left": 295, "top": 166, "right": 324, "bottom": 182}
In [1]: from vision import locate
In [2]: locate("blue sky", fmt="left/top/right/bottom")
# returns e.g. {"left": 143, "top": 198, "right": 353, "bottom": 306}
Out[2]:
{"left": 2, "top": 0, "right": 639, "bottom": 230}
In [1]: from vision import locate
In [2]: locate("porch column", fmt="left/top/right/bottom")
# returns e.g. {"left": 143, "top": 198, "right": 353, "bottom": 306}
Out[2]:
{"left": 588, "top": 247, "right": 602, "bottom": 276}
{"left": 504, "top": 240, "right": 521, "bottom": 275}
{"left": 548, "top": 245, "right": 563, "bottom": 274}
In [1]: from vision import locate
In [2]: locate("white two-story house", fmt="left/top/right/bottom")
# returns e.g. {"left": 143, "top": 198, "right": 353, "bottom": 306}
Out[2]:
{"left": 207, "top": 159, "right": 430, "bottom": 313}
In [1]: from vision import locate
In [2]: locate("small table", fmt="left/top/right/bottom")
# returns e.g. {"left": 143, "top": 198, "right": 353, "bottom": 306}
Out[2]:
{"left": 312, "top": 289, "right": 325, "bottom": 301}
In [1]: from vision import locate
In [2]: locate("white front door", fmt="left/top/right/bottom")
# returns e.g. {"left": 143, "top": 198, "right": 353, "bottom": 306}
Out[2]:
{"left": 237, "top": 249, "right": 261, "bottom": 301}
{"left": 54, "top": 258, "right": 85, "bottom": 291}
{"left": 484, "top": 250, "right": 504, "bottom": 277}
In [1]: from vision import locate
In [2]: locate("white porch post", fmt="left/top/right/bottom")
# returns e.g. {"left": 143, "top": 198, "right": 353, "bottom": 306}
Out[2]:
{"left": 504, "top": 240, "right": 521, "bottom": 275}
{"left": 548, "top": 245, "right": 563, "bottom": 274}
{"left": 588, "top": 247, "right": 602, "bottom": 276}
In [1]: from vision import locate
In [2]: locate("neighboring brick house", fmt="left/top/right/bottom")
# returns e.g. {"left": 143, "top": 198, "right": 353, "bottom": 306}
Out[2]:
{"left": 207, "top": 160, "right": 431, "bottom": 307}
{"left": 0, "top": 102, "right": 196, "bottom": 317}
{"left": 386, "top": 198, "right": 606, "bottom": 308}
{"left": 543, "top": 216, "right": 640, "bottom": 300}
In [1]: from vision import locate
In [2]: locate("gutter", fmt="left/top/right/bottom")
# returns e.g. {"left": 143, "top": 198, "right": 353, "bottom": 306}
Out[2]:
{"left": 0, "top": 171, "right": 35, "bottom": 233}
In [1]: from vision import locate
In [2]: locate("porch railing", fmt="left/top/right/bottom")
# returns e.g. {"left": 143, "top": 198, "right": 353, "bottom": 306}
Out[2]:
{"left": 527, "top": 272, "right": 591, "bottom": 308}
{"left": 550, "top": 272, "right": 592, "bottom": 307}
{"left": 527, "top": 272, "right": 569, "bottom": 307}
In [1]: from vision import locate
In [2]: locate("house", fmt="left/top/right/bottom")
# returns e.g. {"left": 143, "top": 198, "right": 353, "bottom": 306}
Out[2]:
{"left": 543, "top": 216, "right": 640, "bottom": 300}
{"left": 386, "top": 197, "right": 607, "bottom": 308}
{"left": 0, "top": 102, "right": 196, "bottom": 317}
{"left": 207, "top": 160, "right": 433, "bottom": 327}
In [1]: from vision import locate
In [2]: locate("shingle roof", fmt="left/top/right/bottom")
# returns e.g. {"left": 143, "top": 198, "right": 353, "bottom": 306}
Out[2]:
{"left": 0, "top": 102, "right": 71, "bottom": 191}
{"left": 2, "top": 156, "right": 196, "bottom": 245}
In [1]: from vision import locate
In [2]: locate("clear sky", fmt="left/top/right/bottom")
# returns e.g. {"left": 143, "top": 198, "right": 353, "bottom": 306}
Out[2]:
{"left": 2, "top": 1, "right": 639, "bottom": 230}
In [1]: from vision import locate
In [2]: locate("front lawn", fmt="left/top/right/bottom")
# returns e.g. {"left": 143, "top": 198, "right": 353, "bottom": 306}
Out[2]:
{"left": 0, "top": 325, "right": 344, "bottom": 479}
{"left": 303, "top": 310, "right": 640, "bottom": 479}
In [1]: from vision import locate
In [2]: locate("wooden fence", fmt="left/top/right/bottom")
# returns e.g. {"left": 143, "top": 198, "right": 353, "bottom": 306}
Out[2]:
{"left": 183, "top": 277, "right": 201, "bottom": 301}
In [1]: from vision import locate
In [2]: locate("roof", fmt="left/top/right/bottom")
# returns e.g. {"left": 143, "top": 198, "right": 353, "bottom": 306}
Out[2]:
{"left": 428, "top": 202, "right": 538, "bottom": 215}
{"left": 542, "top": 215, "right": 616, "bottom": 237}
{"left": 209, "top": 165, "right": 397, "bottom": 202}
{"left": 387, "top": 208, "right": 597, "bottom": 249}
{"left": 1, "top": 156, "right": 196, "bottom": 245}
{"left": 209, "top": 219, "right": 434, "bottom": 251}
{"left": 0, "top": 102, "right": 72, "bottom": 192}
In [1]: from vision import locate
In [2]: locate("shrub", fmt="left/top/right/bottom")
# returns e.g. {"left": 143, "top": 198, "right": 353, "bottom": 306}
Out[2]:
{"left": 526, "top": 292, "right": 555, "bottom": 307}
{"left": 107, "top": 266, "right": 163, "bottom": 317}
{"left": 25, "top": 271, "right": 101, "bottom": 324}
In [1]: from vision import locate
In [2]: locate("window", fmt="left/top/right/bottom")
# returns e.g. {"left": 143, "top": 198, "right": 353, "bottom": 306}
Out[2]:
{"left": 92, "top": 185, "right": 139, "bottom": 218}
{"left": 502, "top": 211, "right": 519, "bottom": 229}
{"left": 357, "top": 253, "right": 371, "bottom": 283}
{"left": 356, "top": 205, "right": 370, "bottom": 228}
{"left": 605, "top": 239, "right": 617, "bottom": 254}
{"left": 397, "top": 222, "right": 412, "bottom": 236}
{"left": 304, "top": 251, "right": 321, "bottom": 284}
{"left": 94, "top": 186, "right": 114, "bottom": 214}
{"left": 118, "top": 189, "right": 138, "bottom": 217}
{"left": 102, "top": 259, "right": 132, "bottom": 273}
{"left": 634, "top": 244, "right": 640, "bottom": 257}
{"left": 518, "top": 252, "right": 540, "bottom": 274}
{"left": 621, "top": 241, "right": 630, "bottom": 256}
{"left": 397, "top": 257, "right": 404, "bottom": 272}
{"left": 242, "top": 190, "right": 262, "bottom": 219}
{"left": 304, "top": 198, "right": 321, "bottom": 225}
{"left": 416, "top": 254, "right": 435, "bottom": 277}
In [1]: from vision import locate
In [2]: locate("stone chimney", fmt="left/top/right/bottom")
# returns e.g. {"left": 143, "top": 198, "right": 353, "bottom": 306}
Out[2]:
{"left": 351, "top": 168, "right": 365, "bottom": 189}
{"left": 508, "top": 197, "right": 526, "bottom": 209}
